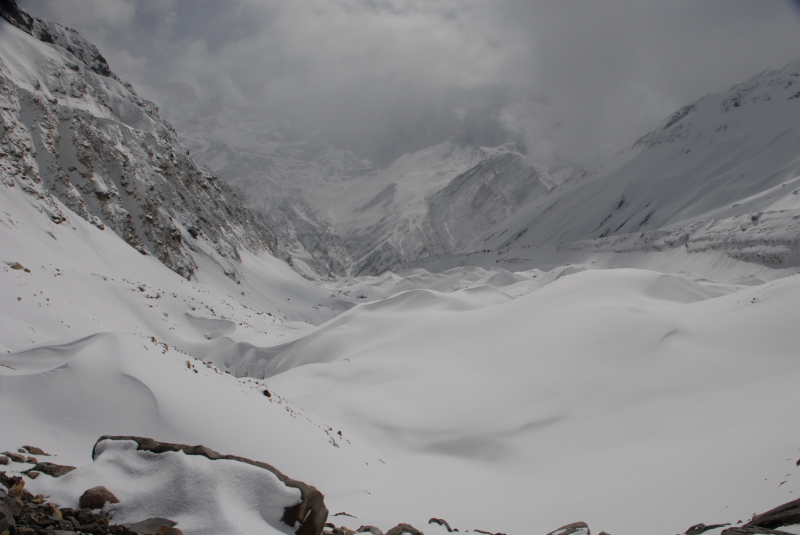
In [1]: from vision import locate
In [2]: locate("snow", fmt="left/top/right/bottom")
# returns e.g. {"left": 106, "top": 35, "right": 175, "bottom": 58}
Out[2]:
{"left": 1, "top": 9, "right": 799, "bottom": 535}
{"left": 28, "top": 440, "right": 300, "bottom": 535}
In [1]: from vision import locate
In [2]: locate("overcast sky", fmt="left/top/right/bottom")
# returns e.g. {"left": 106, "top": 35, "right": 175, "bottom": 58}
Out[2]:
{"left": 19, "top": 0, "right": 800, "bottom": 167}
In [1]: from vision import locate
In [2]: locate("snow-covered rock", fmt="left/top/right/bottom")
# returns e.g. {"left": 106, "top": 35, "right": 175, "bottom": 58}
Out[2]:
{"left": 0, "top": 0, "right": 273, "bottom": 280}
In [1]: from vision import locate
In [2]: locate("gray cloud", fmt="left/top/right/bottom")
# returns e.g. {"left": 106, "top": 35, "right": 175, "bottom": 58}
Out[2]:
{"left": 19, "top": 0, "right": 800, "bottom": 167}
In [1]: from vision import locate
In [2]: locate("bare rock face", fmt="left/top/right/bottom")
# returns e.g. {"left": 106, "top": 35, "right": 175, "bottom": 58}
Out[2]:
{"left": 93, "top": 436, "right": 329, "bottom": 535}
{"left": 79, "top": 486, "right": 120, "bottom": 510}
{"left": 0, "top": 0, "right": 274, "bottom": 280}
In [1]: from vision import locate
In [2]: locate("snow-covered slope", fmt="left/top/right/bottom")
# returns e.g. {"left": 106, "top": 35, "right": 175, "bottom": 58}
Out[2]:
{"left": 448, "top": 61, "right": 800, "bottom": 272}
{"left": 0, "top": 3, "right": 272, "bottom": 281}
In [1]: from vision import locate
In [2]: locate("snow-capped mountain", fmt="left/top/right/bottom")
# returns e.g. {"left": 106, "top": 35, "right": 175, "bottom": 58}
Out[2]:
{"left": 446, "top": 61, "right": 800, "bottom": 271}
{"left": 0, "top": 0, "right": 273, "bottom": 281}
{"left": 162, "top": 88, "right": 553, "bottom": 278}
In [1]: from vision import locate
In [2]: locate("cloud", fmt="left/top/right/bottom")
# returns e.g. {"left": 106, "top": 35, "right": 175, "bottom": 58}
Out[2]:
{"left": 19, "top": 0, "right": 800, "bottom": 167}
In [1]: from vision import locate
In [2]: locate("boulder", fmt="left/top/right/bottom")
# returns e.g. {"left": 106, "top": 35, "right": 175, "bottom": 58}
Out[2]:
{"left": 0, "top": 456, "right": 8, "bottom": 465}
{"left": 358, "top": 526, "right": 385, "bottom": 535}
{"left": 22, "top": 445, "right": 50, "bottom": 456}
{"left": 156, "top": 527, "right": 184, "bottom": 535}
{"left": 31, "top": 462, "right": 77, "bottom": 477}
{"left": 546, "top": 522, "right": 590, "bottom": 535}
{"left": 386, "top": 524, "right": 424, "bottom": 535}
{"left": 0, "top": 499, "right": 15, "bottom": 533}
{"left": 127, "top": 517, "right": 178, "bottom": 534}
{"left": 94, "top": 436, "right": 329, "bottom": 535}
{"left": 79, "top": 486, "right": 119, "bottom": 510}
{"left": 2, "top": 451, "right": 26, "bottom": 463}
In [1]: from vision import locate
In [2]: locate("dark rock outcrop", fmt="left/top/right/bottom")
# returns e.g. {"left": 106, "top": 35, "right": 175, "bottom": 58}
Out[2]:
{"left": 746, "top": 497, "right": 800, "bottom": 531}
{"left": 93, "top": 436, "right": 328, "bottom": 535}
{"left": 0, "top": 472, "right": 138, "bottom": 534}
{"left": 21, "top": 445, "right": 50, "bottom": 456}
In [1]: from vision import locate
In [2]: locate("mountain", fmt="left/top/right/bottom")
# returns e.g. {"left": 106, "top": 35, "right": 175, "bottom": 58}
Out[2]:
{"left": 0, "top": 0, "right": 273, "bottom": 281}
{"left": 445, "top": 61, "right": 800, "bottom": 271}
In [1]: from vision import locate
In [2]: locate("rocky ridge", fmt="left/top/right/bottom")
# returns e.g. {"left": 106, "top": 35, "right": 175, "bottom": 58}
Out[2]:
{"left": 0, "top": 0, "right": 273, "bottom": 280}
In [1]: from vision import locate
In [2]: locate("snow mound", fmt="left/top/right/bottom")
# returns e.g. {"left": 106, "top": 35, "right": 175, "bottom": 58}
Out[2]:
{"left": 28, "top": 439, "right": 300, "bottom": 535}
{"left": 644, "top": 274, "right": 736, "bottom": 303}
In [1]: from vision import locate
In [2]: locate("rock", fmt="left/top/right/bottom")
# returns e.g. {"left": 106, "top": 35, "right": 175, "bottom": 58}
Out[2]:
{"left": 745, "top": 497, "right": 800, "bottom": 531}
{"left": 0, "top": 499, "right": 15, "bottom": 533}
{"left": 156, "top": 527, "right": 184, "bottom": 535}
{"left": 30, "top": 462, "right": 77, "bottom": 477}
{"left": 721, "top": 527, "right": 794, "bottom": 535}
{"left": 358, "top": 526, "right": 385, "bottom": 535}
{"left": 8, "top": 479, "right": 24, "bottom": 498}
{"left": 2, "top": 452, "right": 26, "bottom": 463}
{"left": 598, "top": 532, "right": 610, "bottom": 535}
{"left": 79, "top": 486, "right": 119, "bottom": 510}
{"left": 24, "top": 456, "right": 37, "bottom": 464}
{"left": 127, "top": 518, "right": 178, "bottom": 535}
{"left": 429, "top": 519, "right": 453, "bottom": 532}
{"left": 386, "top": 524, "right": 424, "bottom": 535}
{"left": 0, "top": 456, "right": 8, "bottom": 465}
{"left": 94, "top": 436, "right": 328, "bottom": 535}
{"left": 685, "top": 523, "right": 730, "bottom": 535}
{"left": 332, "top": 527, "right": 356, "bottom": 535}
{"left": 22, "top": 445, "right": 50, "bottom": 456}
{"left": 25, "top": 471, "right": 40, "bottom": 480}
{"left": 546, "top": 522, "right": 590, "bottom": 535}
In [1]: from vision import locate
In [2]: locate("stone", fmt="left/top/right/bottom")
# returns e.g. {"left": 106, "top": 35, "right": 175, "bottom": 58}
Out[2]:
{"left": 357, "top": 526, "right": 384, "bottom": 535}
{"left": 0, "top": 500, "right": 15, "bottom": 533}
{"left": 0, "top": 457, "right": 8, "bottom": 466}
{"left": 31, "top": 462, "right": 77, "bottom": 477}
{"left": 746, "top": 497, "right": 800, "bottom": 531}
{"left": 25, "top": 471, "right": 40, "bottom": 480}
{"left": 94, "top": 436, "right": 328, "bottom": 535}
{"left": 8, "top": 480, "right": 24, "bottom": 498}
{"left": 78, "top": 486, "right": 119, "bottom": 510}
{"left": 1, "top": 452, "right": 25, "bottom": 463}
{"left": 127, "top": 517, "right": 178, "bottom": 534}
{"left": 21, "top": 446, "right": 50, "bottom": 456}
{"left": 156, "top": 527, "right": 184, "bottom": 535}
{"left": 685, "top": 523, "right": 729, "bottom": 535}
{"left": 428, "top": 519, "right": 453, "bottom": 532}
{"left": 24, "top": 456, "right": 37, "bottom": 464}
{"left": 546, "top": 522, "right": 590, "bottom": 535}
{"left": 385, "top": 524, "right": 424, "bottom": 535}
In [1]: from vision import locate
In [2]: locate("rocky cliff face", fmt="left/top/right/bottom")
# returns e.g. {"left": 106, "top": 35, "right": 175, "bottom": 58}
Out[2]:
{"left": 0, "top": 0, "right": 273, "bottom": 280}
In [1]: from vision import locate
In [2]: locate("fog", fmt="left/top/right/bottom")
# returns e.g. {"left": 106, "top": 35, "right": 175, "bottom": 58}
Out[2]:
{"left": 20, "top": 0, "right": 800, "bottom": 167}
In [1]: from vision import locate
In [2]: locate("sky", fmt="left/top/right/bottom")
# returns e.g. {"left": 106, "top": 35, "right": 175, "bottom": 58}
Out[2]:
{"left": 19, "top": 0, "right": 800, "bottom": 167}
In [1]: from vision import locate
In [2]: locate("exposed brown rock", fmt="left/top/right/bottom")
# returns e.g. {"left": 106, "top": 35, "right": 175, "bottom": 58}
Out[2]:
{"left": 25, "top": 471, "right": 39, "bottom": 480}
{"left": 156, "top": 526, "right": 184, "bottom": 535}
{"left": 386, "top": 523, "right": 424, "bottom": 535}
{"left": 2, "top": 452, "right": 25, "bottom": 463}
{"left": 93, "top": 436, "right": 328, "bottom": 535}
{"left": 79, "top": 486, "right": 120, "bottom": 510}
{"left": 0, "top": 456, "right": 8, "bottom": 465}
{"left": 21, "top": 445, "right": 50, "bottom": 456}
{"left": 358, "top": 526, "right": 385, "bottom": 535}
{"left": 30, "top": 461, "right": 77, "bottom": 477}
